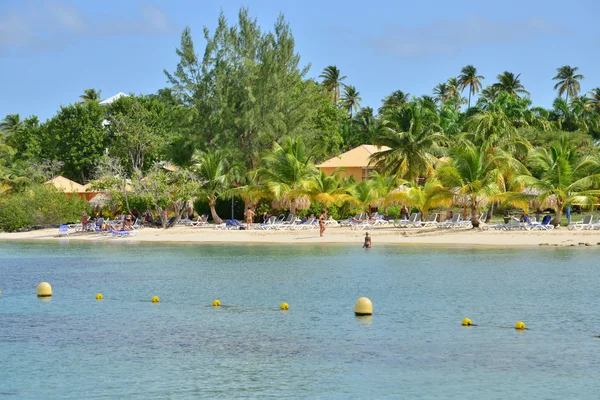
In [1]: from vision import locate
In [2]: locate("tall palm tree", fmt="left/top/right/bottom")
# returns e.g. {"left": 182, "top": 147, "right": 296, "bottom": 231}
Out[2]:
{"left": 0, "top": 114, "right": 23, "bottom": 136}
{"left": 379, "top": 90, "right": 410, "bottom": 114}
{"left": 493, "top": 72, "right": 530, "bottom": 97}
{"left": 319, "top": 65, "right": 346, "bottom": 103}
{"left": 371, "top": 102, "right": 446, "bottom": 182}
{"left": 553, "top": 65, "right": 584, "bottom": 102}
{"left": 341, "top": 85, "right": 362, "bottom": 117}
{"left": 193, "top": 149, "right": 243, "bottom": 224}
{"left": 433, "top": 83, "right": 452, "bottom": 104}
{"left": 350, "top": 107, "right": 379, "bottom": 147}
{"left": 510, "top": 135, "right": 600, "bottom": 226}
{"left": 258, "top": 136, "right": 318, "bottom": 213}
{"left": 79, "top": 88, "right": 102, "bottom": 103}
{"left": 457, "top": 65, "right": 484, "bottom": 109}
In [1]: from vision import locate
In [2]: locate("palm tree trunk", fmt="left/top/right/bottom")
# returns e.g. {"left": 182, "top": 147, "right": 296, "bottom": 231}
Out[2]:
{"left": 209, "top": 198, "right": 222, "bottom": 224}
{"left": 470, "top": 197, "right": 479, "bottom": 228}
{"left": 485, "top": 202, "right": 494, "bottom": 223}
{"left": 552, "top": 206, "right": 563, "bottom": 227}
{"left": 468, "top": 85, "right": 472, "bottom": 109}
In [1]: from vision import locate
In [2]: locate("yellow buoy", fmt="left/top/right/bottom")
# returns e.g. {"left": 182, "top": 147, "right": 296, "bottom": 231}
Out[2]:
{"left": 354, "top": 297, "right": 373, "bottom": 316}
{"left": 151, "top": 295, "right": 160, "bottom": 303}
{"left": 212, "top": 299, "right": 221, "bottom": 307}
{"left": 462, "top": 318, "right": 473, "bottom": 326}
{"left": 515, "top": 321, "right": 526, "bottom": 330}
{"left": 37, "top": 282, "right": 52, "bottom": 297}
{"left": 280, "top": 302, "right": 289, "bottom": 310}
{"left": 95, "top": 293, "right": 103, "bottom": 300}
{"left": 0, "top": 289, "right": 2, "bottom": 295}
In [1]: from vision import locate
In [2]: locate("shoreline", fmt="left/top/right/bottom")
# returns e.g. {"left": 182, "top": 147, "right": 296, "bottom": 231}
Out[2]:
{"left": 1, "top": 226, "right": 600, "bottom": 248}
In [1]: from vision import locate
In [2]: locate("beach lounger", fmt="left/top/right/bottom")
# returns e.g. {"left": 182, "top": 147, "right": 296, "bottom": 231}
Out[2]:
{"left": 417, "top": 213, "right": 438, "bottom": 228}
{"left": 258, "top": 216, "right": 277, "bottom": 230}
{"left": 340, "top": 213, "right": 364, "bottom": 227}
{"left": 529, "top": 215, "right": 555, "bottom": 231}
{"left": 109, "top": 226, "right": 138, "bottom": 237}
{"left": 394, "top": 213, "right": 417, "bottom": 228}
{"left": 58, "top": 224, "right": 70, "bottom": 237}
{"left": 568, "top": 215, "right": 594, "bottom": 230}
{"left": 439, "top": 214, "right": 460, "bottom": 229}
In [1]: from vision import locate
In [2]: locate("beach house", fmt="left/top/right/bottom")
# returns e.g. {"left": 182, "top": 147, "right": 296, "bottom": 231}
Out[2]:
{"left": 316, "top": 145, "right": 389, "bottom": 181}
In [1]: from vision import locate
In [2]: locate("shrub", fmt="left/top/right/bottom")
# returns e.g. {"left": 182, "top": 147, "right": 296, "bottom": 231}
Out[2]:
{"left": 0, "top": 184, "right": 88, "bottom": 231}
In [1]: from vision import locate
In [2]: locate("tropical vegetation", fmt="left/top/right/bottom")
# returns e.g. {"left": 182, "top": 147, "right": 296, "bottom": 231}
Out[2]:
{"left": 2, "top": 8, "right": 600, "bottom": 231}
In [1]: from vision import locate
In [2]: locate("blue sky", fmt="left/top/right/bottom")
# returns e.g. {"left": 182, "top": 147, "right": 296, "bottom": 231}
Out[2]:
{"left": 1, "top": 0, "right": 599, "bottom": 122}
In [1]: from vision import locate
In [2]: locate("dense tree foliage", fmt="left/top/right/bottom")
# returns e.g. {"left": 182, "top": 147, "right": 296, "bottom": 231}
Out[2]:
{"left": 3, "top": 8, "right": 600, "bottom": 231}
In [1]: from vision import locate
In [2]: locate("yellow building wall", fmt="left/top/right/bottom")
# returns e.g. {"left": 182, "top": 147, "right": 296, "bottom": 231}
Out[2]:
{"left": 319, "top": 167, "right": 364, "bottom": 182}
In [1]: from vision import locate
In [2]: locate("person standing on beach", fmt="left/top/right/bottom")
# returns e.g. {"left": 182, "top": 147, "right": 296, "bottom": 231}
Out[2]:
{"left": 319, "top": 210, "right": 326, "bottom": 237}
{"left": 363, "top": 232, "right": 372, "bottom": 248}
{"left": 81, "top": 212, "right": 88, "bottom": 234}
{"left": 245, "top": 207, "right": 255, "bottom": 230}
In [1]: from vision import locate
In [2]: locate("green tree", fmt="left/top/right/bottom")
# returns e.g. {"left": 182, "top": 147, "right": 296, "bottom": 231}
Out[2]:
{"left": 106, "top": 96, "right": 169, "bottom": 173}
{"left": 493, "top": 72, "right": 530, "bottom": 97}
{"left": 389, "top": 179, "right": 453, "bottom": 218}
{"left": 372, "top": 102, "right": 446, "bottom": 182}
{"left": 553, "top": 65, "right": 584, "bottom": 102}
{"left": 436, "top": 143, "right": 517, "bottom": 228}
{"left": 589, "top": 88, "right": 600, "bottom": 113}
{"left": 341, "top": 85, "right": 362, "bottom": 117}
{"left": 510, "top": 135, "right": 600, "bottom": 225}
{"left": 257, "top": 136, "right": 318, "bottom": 213}
{"left": 39, "top": 101, "right": 107, "bottom": 182}
{"left": 0, "top": 114, "right": 23, "bottom": 136}
{"left": 457, "top": 65, "right": 484, "bottom": 109}
{"left": 319, "top": 65, "right": 346, "bottom": 103}
{"left": 79, "top": 88, "right": 102, "bottom": 103}
{"left": 165, "top": 9, "right": 319, "bottom": 169}
{"left": 305, "top": 169, "right": 352, "bottom": 208}
{"left": 379, "top": 90, "right": 410, "bottom": 114}
{"left": 193, "top": 150, "right": 243, "bottom": 224}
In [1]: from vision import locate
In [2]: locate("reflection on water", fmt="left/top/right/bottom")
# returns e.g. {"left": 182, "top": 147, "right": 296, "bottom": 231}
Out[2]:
{"left": 1, "top": 241, "right": 600, "bottom": 398}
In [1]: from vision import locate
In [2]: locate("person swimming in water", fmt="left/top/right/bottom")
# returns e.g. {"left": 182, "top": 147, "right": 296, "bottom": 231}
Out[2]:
{"left": 363, "top": 232, "right": 372, "bottom": 248}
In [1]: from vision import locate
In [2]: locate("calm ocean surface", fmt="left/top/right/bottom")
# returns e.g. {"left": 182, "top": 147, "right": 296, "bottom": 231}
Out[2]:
{"left": 0, "top": 241, "right": 599, "bottom": 399}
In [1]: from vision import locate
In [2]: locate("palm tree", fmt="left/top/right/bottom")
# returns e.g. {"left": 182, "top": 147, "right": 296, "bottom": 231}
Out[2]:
{"left": 79, "top": 88, "right": 102, "bottom": 103}
{"left": 305, "top": 169, "right": 352, "bottom": 208}
{"left": 389, "top": 179, "right": 453, "bottom": 219}
{"left": 349, "top": 180, "right": 380, "bottom": 215}
{"left": 319, "top": 65, "right": 346, "bottom": 103}
{"left": 371, "top": 102, "right": 446, "bottom": 182}
{"left": 478, "top": 85, "right": 500, "bottom": 105}
{"left": 0, "top": 114, "right": 23, "bottom": 136}
{"left": 435, "top": 143, "right": 509, "bottom": 228}
{"left": 433, "top": 83, "right": 452, "bottom": 104}
{"left": 457, "top": 65, "right": 484, "bottom": 109}
{"left": 368, "top": 171, "right": 407, "bottom": 215}
{"left": 349, "top": 107, "right": 379, "bottom": 147}
{"left": 589, "top": 88, "right": 600, "bottom": 113}
{"left": 553, "top": 65, "right": 584, "bottom": 102}
{"left": 379, "top": 90, "right": 410, "bottom": 114}
{"left": 258, "top": 136, "right": 318, "bottom": 213}
{"left": 341, "top": 85, "right": 362, "bottom": 117}
{"left": 493, "top": 72, "right": 530, "bottom": 97}
{"left": 193, "top": 149, "right": 243, "bottom": 224}
{"left": 510, "top": 135, "right": 600, "bottom": 226}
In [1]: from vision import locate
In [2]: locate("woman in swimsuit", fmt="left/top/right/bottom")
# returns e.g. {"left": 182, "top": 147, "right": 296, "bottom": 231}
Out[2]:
{"left": 319, "top": 210, "right": 326, "bottom": 237}
{"left": 245, "top": 207, "right": 255, "bottom": 230}
{"left": 363, "top": 232, "right": 372, "bottom": 248}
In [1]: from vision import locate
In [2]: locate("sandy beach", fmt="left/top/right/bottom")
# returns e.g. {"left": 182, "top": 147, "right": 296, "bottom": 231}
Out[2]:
{"left": 1, "top": 225, "right": 600, "bottom": 247}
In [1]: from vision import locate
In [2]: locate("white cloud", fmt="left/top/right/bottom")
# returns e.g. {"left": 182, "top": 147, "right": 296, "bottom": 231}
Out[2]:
{"left": 0, "top": 1, "right": 179, "bottom": 55}
{"left": 361, "top": 15, "right": 568, "bottom": 57}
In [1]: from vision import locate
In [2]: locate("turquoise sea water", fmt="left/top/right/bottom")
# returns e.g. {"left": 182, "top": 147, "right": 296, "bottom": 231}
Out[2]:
{"left": 0, "top": 241, "right": 599, "bottom": 399}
